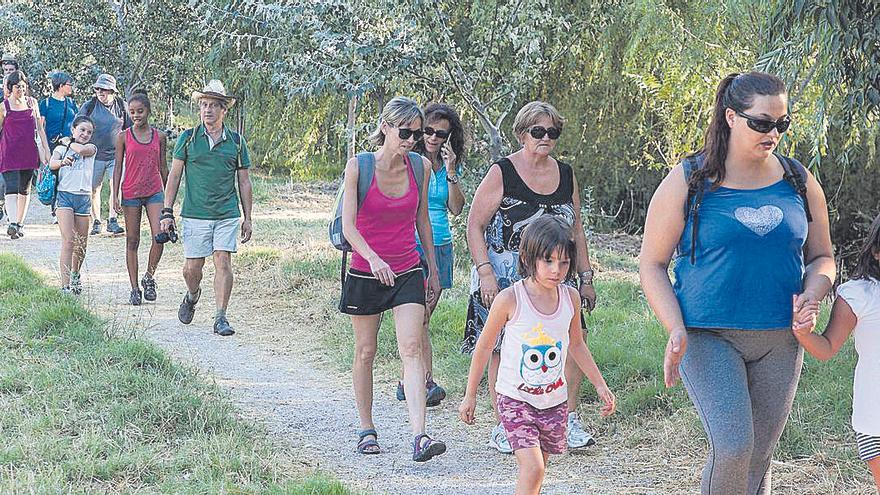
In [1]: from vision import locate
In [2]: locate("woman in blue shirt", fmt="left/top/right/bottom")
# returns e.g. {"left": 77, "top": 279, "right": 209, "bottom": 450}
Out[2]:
{"left": 395, "top": 103, "right": 466, "bottom": 407}
{"left": 640, "top": 72, "right": 836, "bottom": 494}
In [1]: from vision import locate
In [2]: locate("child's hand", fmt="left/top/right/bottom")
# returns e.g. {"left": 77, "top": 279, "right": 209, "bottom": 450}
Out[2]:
{"left": 597, "top": 386, "right": 616, "bottom": 417}
{"left": 458, "top": 395, "right": 477, "bottom": 425}
{"left": 791, "top": 294, "right": 820, "bottom": 337}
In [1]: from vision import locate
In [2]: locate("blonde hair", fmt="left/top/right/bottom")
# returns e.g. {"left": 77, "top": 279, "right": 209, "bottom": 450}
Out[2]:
{"left": 368, "top": 96, "right": 425, "bottom": 146}
{"left": 512, "top": 101, "right": 564, "bottom": 138}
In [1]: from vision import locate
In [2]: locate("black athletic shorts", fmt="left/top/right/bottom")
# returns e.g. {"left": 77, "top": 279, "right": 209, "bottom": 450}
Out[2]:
{"left": 339, "top": 265, "right": 425, "bottom": 315}
{"left": 2, "top": 169, "right": 35, "bottom": 195}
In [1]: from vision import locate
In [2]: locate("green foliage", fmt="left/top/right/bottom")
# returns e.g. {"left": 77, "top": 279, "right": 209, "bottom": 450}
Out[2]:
{"left": 0, "top": 254, "right": 350, "bottom": 494}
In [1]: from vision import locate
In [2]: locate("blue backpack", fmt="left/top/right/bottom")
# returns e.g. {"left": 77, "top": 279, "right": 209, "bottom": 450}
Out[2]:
{"left": 328, "top": 151, "right": 425, "bottom": 282}
{"left": 35, "top": 163, "right": 58, "bottom": 206}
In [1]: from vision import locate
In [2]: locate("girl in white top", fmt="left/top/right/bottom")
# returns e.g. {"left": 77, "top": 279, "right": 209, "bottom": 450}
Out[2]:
{"left": 793, "top": 211, "right": 880, "bottom": 490}
{"left": 459, "top": 216, "right": 615, "bottom": 495}
{"left": 49, "top": 116, "right": 97, "bottom": 294}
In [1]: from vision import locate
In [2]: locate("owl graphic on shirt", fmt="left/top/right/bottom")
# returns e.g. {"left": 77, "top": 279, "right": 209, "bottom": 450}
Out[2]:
{"left": 519, "top": 324, "right": 564, "bottom": 387}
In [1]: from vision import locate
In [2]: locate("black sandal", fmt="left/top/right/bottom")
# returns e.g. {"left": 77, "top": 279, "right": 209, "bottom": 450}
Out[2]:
{"left": 412, "top": 433, "right": 446, "bottom": 462}
{"left": 356, "top": 429, "right": 380, "bottom": 455}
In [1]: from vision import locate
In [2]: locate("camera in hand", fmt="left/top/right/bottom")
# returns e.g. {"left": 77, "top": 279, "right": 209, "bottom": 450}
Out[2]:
{"left": 155, "top": 226, "right": 178, "bottom": 244}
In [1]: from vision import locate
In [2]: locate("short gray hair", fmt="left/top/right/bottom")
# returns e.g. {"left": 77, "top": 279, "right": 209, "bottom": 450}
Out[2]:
{"left": 512, "top": 101, "right": 564, "bottom": 138}
{"left": 368, "top": 96, "right": 425, "bottom": 146}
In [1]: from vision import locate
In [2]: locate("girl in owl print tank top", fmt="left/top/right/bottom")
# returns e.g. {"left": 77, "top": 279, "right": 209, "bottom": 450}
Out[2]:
{"left": 459, "top": 216, "right": 615, "bottom": 494}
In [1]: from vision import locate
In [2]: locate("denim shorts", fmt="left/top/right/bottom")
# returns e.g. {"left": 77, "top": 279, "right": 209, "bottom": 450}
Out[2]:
{"left": 416, "top": 242, "right": 454, "bottom": 289}
{"left": 121, "top": 190, "right": 164, "bottom": 208}
{"left": 55, "top": 190, "right": 91, "bottom": 216}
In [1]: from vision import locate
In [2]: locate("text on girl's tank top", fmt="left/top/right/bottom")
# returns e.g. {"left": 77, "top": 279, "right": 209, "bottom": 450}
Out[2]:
{"left": 496, "top": 281, "right": 574, "bottom": 409}
{"left": 350, "top": 159, "right": 421, "bottom": 274}
{"left": 122, "top": 128, "right": 164, "bottom": 199}
{"left": 674, "top": 158, "right": 809, "bottom": 330}
{"left": 0, "top": 99, "right": 40, "bottom": 172}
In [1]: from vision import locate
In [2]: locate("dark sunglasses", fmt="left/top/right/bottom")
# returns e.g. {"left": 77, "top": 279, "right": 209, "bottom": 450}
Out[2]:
{"left": 528, "top": 126, "right": 561, "bottom": 140}
{"left": 388, "top": 123, "right": 423, "bottom": 141}
{"left": 424, "top": 126, "right": 450, "bottom": 139}
{"left": 736, "top": 111, "right": 791, "bottom": 134}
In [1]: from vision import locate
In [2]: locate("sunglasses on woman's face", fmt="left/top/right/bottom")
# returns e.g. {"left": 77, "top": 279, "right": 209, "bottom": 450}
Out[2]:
{"left": 424, "top": 127, "right": 450, "bottom": 139}
{"left": 528, "top": 126, "right": 561, "bottom": 140}
{"left": 388, "top": 123, "right": 423, "bottom": 141}
{"left": 736, "top": 111, "right": 791, "bottom": 134}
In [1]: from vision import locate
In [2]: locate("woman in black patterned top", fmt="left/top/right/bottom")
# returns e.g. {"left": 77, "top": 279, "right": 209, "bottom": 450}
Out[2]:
{"left": 465, "top": 101, "right": 598, "bottom": 453}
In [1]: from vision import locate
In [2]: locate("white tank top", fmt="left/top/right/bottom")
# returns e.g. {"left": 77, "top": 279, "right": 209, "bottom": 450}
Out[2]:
{"left": 495, "top": 280, "right": 575, "bottom": 409}
{"left": 837, "top": 279, "right": 880, "bottom": 436}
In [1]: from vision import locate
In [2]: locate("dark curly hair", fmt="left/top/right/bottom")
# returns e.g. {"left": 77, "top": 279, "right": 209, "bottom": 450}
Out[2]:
{"left": 414, "top": 103, "right": 465, "bottom": 167}
{"left": 852, "top": 212, "right": 880, "bottom": 281}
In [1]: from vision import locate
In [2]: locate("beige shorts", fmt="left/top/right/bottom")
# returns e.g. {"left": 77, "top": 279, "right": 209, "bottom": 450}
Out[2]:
{"left": 181, "top": 217, "right": 240, "bottom": 259}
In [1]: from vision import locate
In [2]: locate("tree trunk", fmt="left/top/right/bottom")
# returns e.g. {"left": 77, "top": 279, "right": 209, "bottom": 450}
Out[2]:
{"left": 347, "top": 94, "right": 358, "bottom": 159}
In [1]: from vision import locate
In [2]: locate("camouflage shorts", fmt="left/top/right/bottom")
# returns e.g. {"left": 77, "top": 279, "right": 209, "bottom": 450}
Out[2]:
{"left": 497, "top": 394, "right": 568, "bottom": 454}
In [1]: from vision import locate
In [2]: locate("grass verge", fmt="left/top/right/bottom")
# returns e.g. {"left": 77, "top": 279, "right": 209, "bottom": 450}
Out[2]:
{"left": 0, "top": 253, "right": 351, "bottom": 494}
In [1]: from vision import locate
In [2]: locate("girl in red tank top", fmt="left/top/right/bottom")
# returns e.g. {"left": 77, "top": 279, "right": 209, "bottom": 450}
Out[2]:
{"left": 111, "top": 91, "right": 169, "bottom": 306}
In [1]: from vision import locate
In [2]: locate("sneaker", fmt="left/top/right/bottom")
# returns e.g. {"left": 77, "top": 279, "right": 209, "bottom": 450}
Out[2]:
{"left": 396, "top": 381, "right": 406, "bottom": 401}
{"left": 7, "top": 223, "right": 19, "bottom": 239}
{"left": 213, "top": 316, "right": 235, "bottom": 336}
{"left": 487, "top": 423, "right": 513, "bottom": 454}
{"left": 178, "top": 291, "right": 198, "bottom": 324}
{"left": 15, "top": 224, "right": 23, "bottom": 237}
{"left": 567, "top": 412, "right": 596, "bottom": 449}
{"left": 129, "top": 289, "right": 142, "bottom": 306}
{"left": 51, "top": 216, "right": 58, "bottom": 225}
{"left": 141, "top": 276, "right": 157, "bottom": 301}
{"left": 90, "top": 220, "right": 101, "bottom": 235}
{"left": 426, "top": 380, "right": 447, "bottom": 407}
{"left": 60, "top": 286, "right": 72, "bottom": 295}
{"left": 106, "top": 218, "right": 124, "bottom": 235}
{"left": 69, "top": 272, "right": 83, "bottom": 295}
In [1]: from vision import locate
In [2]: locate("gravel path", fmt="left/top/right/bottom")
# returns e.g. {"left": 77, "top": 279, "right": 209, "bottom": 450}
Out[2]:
{"left": 3, "top": 190, "right": 870, "bottom": 494}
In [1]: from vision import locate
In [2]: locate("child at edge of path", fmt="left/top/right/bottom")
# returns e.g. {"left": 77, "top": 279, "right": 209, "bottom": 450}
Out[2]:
{"left": 459, "top": 215, "right": 616, "bottom": 495}
{"left": 112, "top": 90, "right": 169, "bottom": 306}
{"left": 793, "top": 211, "right": 880, "bottom": 491}
{"left": 50, "top": 116, "right": 98, "bottom": 295}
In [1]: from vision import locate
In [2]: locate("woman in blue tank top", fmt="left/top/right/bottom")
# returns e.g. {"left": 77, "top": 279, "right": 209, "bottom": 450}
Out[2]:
{"left": 639, "top": 72, "right": 836, "bottom": 494}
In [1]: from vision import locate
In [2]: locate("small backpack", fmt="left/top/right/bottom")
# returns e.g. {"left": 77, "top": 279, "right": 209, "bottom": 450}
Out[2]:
{"left": 328, "top": 151, "right": 425, "bottom": 283}
{"left": 682, "top": 152, "right": 812, "bottom": 265}
{"left": 35, "top": 163, "right": 58, "bottom": 206}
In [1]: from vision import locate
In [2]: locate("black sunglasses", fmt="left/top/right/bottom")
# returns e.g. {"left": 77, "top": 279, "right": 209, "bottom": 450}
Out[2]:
{"left": 528, "top": 126, "right": 561, "bottom": 140}
{"left": 736, "top": 111, "right": 791, "bottom": 134}
{"left": 424, "top": 126, "right": 450, "bottom": 139}
{"left": 388, "top": 123, "right": 423, "bottom": 141}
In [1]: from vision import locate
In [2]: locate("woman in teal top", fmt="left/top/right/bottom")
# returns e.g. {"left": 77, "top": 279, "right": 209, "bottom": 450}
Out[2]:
{"left": 640, "top": 72, "right": 836, "bottom": 494}
{"left": 395, "top": 103, "right": 466, "bottom": 407}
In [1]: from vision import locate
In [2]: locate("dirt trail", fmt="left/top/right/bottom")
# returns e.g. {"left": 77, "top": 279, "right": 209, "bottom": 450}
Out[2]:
{"left": 2, "top": 188, "right": 868, "bottom": 494}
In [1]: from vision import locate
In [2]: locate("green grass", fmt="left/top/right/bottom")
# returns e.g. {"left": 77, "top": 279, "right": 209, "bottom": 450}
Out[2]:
{"left": 0, "top": 254, "right": 351, "bottom": 494}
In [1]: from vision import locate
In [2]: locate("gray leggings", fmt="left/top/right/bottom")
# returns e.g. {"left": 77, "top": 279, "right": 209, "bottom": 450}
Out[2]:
{"left": 680, "top": 328, "right": 803, "bottom": 495}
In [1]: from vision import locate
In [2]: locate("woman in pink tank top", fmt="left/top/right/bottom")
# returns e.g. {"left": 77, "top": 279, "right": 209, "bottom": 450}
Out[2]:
{"left": 0, "top": 71, "right": 51, "bottom": 238}
{"left": 111, "top": 91, "right": 169, "bottom": 306}
{"left": 338, "top": 97, "right": 446, "bottom": 462}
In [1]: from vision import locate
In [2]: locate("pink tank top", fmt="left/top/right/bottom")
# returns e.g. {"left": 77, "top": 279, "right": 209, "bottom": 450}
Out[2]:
{"left": 496, "top": 281, "right": 574, "bottom": 409}
{"left": 0, "top": 99, "right": 40, "bottom": 172}
{"left": 350, "top": 161, "right": 421, "bottom": 274}
{"left": 122, "top": 127, "right": 163, "bottom": 199}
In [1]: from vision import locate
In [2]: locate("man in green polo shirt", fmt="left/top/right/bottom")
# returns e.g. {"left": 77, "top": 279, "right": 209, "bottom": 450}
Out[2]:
{"left": 160, "top": 80, "right": 253, "bottom": 336}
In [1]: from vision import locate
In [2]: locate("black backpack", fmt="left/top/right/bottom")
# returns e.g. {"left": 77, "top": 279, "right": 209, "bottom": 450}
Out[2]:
{"left": 82, "top": 96, "right": 133, "bottom": 129}
{"left": 682, "top": 152, "right": 813, "bottom": 265}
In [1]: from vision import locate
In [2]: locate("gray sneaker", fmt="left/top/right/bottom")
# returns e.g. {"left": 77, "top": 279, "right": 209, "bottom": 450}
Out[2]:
{"left": 141, "top": 276, "right": 157, "bottom": 301}
{"left": 487, "top": 423, "right": 513, "bottom": 455}
{"left": 69, "top": 272, "right": 83, "bottom": 295}
{"left": 90, "top": 220, "right": 101, "bottom": 235}
{"left": 106, "top": 218, "right": 124, "bottom": 235}
{"left": 178, "top": 291, "right": 198, "bottom": 324}
{"left": 213, "top": 316, "right": 235, "bottom": 336}
{"left": 567, "top": 412, "right": 596, "bottom": 449}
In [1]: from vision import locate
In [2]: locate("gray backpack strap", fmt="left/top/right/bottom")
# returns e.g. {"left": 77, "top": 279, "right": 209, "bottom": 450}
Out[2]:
{"left": 407, "top": 151, "right": 425, "bottom": 201}
{"left": 355, "top": 152, "right": 375, "bottom": 208}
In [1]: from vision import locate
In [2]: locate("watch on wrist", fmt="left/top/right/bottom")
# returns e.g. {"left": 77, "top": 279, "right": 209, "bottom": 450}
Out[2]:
{"left": 446, "top": 173, "right": 459, "bottom": 184}
{"left": 578, "top": 269, "right": 594, "bottom": 285}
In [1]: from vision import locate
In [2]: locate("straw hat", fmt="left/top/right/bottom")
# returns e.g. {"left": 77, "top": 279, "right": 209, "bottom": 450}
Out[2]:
{"left": 191, "top": 79, "right": 236, "bottom": 107}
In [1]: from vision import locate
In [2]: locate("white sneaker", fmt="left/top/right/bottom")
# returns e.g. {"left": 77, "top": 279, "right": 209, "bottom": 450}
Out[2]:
{"left": 487, "top": 423, "right": 513, "bottom": 454}
{"left": 567, "top": 412, "right": 596, "bottom": 449}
